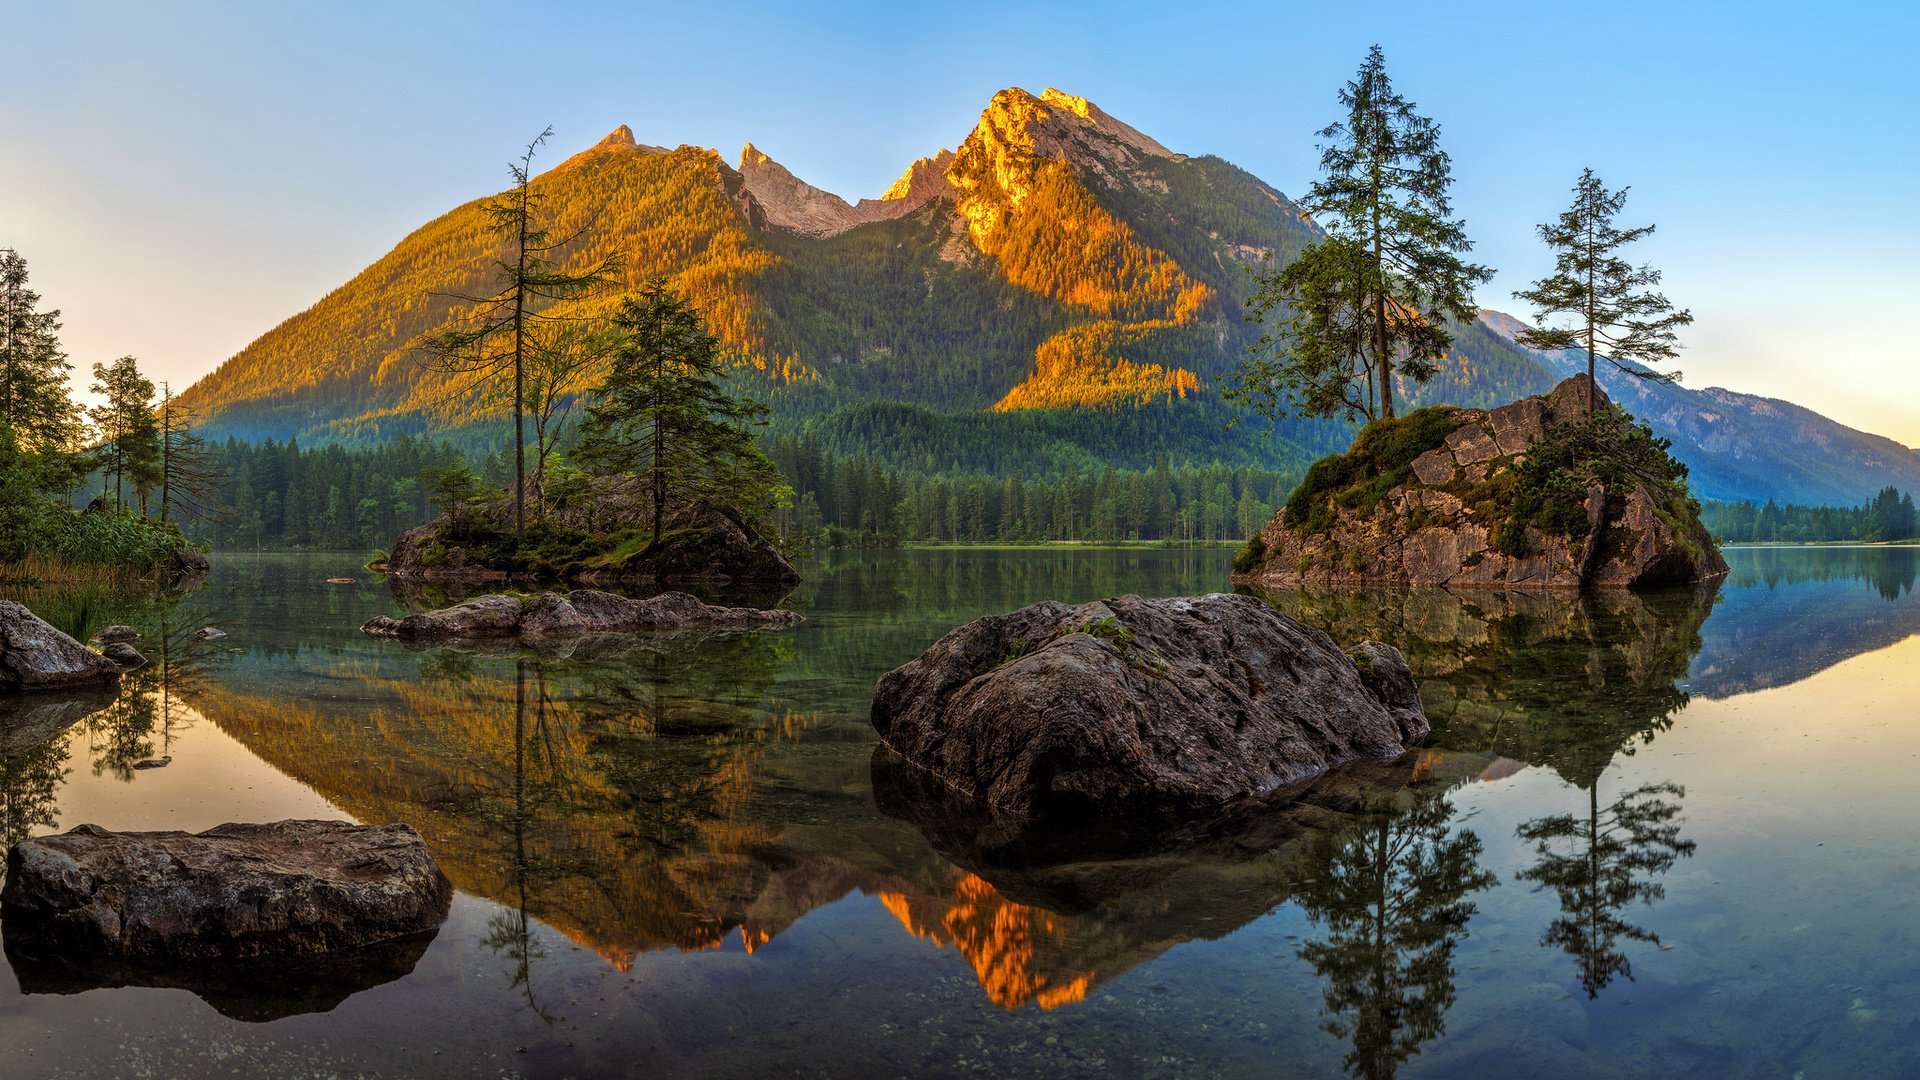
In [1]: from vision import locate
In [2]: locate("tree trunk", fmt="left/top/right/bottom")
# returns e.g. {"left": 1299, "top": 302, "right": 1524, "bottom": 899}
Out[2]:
{"left": 512, "top": 183, "right": 529, "bottom": 543}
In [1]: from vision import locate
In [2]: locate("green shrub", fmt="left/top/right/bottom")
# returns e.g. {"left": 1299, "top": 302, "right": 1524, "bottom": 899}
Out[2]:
{"left": 1233, "top": 533, "right": 1268, "bottom": 574}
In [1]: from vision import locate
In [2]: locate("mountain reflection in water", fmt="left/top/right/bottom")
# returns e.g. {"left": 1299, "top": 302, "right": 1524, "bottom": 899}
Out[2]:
{"left": 0, "top": 548, "right": 1915, "bottom": 1079}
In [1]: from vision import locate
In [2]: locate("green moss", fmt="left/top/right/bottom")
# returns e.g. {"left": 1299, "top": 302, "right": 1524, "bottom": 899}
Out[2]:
{"left": 1282, "top": 407, "right": 1468, "bottom": 534}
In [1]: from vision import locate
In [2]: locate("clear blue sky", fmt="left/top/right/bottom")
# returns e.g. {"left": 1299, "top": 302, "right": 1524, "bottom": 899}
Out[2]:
{"left": 6, "top": 0, "right": 1917, "bottom": 444}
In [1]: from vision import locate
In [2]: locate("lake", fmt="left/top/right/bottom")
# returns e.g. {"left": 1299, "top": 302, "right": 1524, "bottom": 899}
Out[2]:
{"left": 1, "top": 546, "right": 1917, "bottom": 1078}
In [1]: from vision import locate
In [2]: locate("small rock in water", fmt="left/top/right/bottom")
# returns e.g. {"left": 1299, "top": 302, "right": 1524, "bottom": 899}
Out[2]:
{"left": 1, "top": 820, "right": 452, "bottom": 960}
{"left": 0, "top": 601, "right": 123, "bottom": 690}
{"left": 91, "top": 625, "right": 139, "bottom": 644}
{"left": 194, "top": 626, "right": 227, "bottom": 640}
{"left": 99, "top": 642, "right": 147, "bottom": 671}
{"left": 131, "top": 755, "right": 171, "bottom": 769}
{"left": 326, "top": 577, "right": 356, "bottom": 584}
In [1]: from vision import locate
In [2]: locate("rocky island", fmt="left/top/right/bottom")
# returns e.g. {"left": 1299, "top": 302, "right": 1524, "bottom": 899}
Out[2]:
{"left": 1233, "top": 376, "right": 1728, "bottom": 590}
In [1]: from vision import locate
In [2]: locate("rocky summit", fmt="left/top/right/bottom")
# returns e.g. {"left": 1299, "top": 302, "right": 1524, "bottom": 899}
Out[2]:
{"left": 870, "top": 593, "right": 1427, "bottom": 822}
{"left": 1234, "top": 376, "right": 1730, "bottom": 590}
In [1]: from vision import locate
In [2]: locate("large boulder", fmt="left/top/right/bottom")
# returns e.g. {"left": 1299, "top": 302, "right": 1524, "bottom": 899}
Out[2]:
{"left": 1234, "top": 376, "right": 1729, "bottom": 590}
{"left": 360, "top": 589, "right": 801, "bottom": 640}
{"left": 0, "top": 601, "right": 121, "bottom": 692}
{"left": 1, "top": 820, "right": 452, "bottom": 961}
{"left": 870, "top": 593, "right": 1427, "bottom": 821}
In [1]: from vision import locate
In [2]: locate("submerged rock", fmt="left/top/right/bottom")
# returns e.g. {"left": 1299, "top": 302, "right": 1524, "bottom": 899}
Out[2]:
{"left": 1234, "top": 376, "right": 1729, "bottom": 590}
{"left": 1, "top": 820, "right": 452, "bottom": 961}
{"left": 870, "top": 593, "right": 1427, "bottom": 821}
{"left": 0, "top": 601, "right": 122, "bottom": 692}
{"left": 359, "top": 589, "right": 802, "bottom": 641}
{"left": 194, "top": 626, "right": 227, "bottom": 640}
{"left": 92, "top": 625, "right": 139, "bottom": 644}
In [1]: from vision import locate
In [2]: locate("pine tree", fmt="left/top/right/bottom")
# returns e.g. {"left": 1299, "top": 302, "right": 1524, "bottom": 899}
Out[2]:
{"left": 88, "top": 356, "right": 159, "bottom": 512}
{"left": 0, "top": 248, "right": 78, "bottom": 450}
{"left": 1514, "top": 169, "right": 1693, "bottom": 413}
{"left": 576, "top": 281, "right": 787, "bottom": 559}
{"left": 1232, "top": 45, "right": 1490, "bottom": 424}
{"left": 425, "top": 128, "right": 621, "bottom": 540}
{"left": 156, "top": 384, "right": 229, "bottom": 526}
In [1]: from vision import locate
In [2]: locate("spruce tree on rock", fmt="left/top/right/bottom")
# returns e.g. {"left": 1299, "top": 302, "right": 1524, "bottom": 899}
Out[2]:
{"left": 425, "top": 127, "right": 620, "bottom": 541}
{"left": 1232, "top": 45, "right": 1490, "bottom": 424}
{"left": 1514, "top": 169, "right": 1693, "bottom": 413}
{"left": 576, "top": 281, "right": 786, "bottom": 563}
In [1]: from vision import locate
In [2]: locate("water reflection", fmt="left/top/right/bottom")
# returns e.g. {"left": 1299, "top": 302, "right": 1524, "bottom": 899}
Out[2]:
{"left": 1294, "top": 794, "right": 1496, "bottom": 1080}
{"left": 1515, "top": 781, "right": 1694, "bottom": 999}
{"left": 4, "top": 927, "right": 437, "bottom": 1023}
{"left": 0, "top": 691, "right": 110, "bottom": 847}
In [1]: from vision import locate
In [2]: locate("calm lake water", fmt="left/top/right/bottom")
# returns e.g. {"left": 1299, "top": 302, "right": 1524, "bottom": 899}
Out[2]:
{"left": 1, "top": 546, "right": 1917, "bottom": 1078}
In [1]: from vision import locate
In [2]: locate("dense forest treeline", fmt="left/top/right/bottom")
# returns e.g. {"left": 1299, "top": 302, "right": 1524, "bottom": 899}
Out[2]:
{"left": 169, "top": 434, "right": 1292, "bottom": 550}
{"left": 1702, "top": 488, "right": 1918, "bottom": 544}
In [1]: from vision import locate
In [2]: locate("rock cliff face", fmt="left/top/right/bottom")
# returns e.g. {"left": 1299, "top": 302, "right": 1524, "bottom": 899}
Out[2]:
{"left": 1233, "top": 377, "right": 1729, "bottom": 590}
{"left": 870, "top": 593, "right": 1427, "bottom": 822}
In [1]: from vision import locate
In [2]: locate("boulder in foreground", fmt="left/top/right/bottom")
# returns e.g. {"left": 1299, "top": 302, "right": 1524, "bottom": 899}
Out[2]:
{"left": 360, "top": 588, "right": 802, "bottom": 640}
{"left": 0, "top": 601, "right": 122, "bottom": 692}
{"left": 1, "top": 820, "right": 452, "bottom": 961}
{"left": 870, "top": 593, "right": 1427, "bottom": 820}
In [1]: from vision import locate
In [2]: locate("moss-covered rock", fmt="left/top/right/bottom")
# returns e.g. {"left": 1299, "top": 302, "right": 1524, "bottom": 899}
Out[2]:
{"left": 1233, "top": 376, "right": 1728, "bottom": 590}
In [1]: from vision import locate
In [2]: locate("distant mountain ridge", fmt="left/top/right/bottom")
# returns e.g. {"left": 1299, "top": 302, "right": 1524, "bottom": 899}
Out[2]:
{"left": 178, "top": 88, "right": 1908, "bottom": 505}
{"left": 1478, "top": 309, "right": 1920, "bottom": 505}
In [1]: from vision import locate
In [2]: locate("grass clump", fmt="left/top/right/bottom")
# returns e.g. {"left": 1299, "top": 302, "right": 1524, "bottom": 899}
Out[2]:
{"left": 1282, "top": 407, "right": 1467, "bottom": 534}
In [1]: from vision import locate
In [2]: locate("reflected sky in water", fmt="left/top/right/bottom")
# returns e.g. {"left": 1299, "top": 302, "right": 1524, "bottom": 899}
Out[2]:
{"left": 0, "top": 546, "right": 1916, "bottom": 1078}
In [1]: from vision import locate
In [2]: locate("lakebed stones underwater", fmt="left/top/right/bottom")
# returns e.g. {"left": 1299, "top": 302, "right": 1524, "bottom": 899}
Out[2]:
{"left": 1234, "top": 375, "right": 1730, "bottom": 590}
{"left": 359, "top": 588, "right": 804, "bottom": 640}
{"left": 870, "top": 593, "right": 1428, "bottom": 827}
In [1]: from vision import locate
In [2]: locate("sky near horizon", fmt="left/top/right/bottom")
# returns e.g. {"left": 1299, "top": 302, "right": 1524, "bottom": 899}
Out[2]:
{"left": 6, "top": 0, "right": 1917, "bottom": 446}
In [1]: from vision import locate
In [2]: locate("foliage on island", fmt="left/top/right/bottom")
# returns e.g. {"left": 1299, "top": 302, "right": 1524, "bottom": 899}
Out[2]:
{"left": 1, "top": 248, "right": 208, "bottom": 580}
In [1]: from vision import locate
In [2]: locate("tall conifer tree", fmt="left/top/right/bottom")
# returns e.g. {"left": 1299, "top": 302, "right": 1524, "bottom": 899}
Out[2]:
{"left": 576, "top": 281, "right": 785, "bottom": 560}
{"left": 427, "top": 128, "right": 620, "bottom": 540}
{"left": 1514, "top": 169, "right": 1692, "bottom": 413}
{"left": 1232, "top": 45, "right": 1490, "bottom": 424}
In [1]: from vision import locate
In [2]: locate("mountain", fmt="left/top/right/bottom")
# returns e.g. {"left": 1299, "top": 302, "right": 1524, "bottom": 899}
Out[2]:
{"left": 1478, "top": 310, "right": 1920, "bottom": 505}
{"left": 179, "top": 88, "right": 1908, "bottom": 503}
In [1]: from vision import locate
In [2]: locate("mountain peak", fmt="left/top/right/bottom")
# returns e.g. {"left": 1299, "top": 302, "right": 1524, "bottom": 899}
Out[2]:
{"left": 551, "top": 124, "right": 666, "bottom": 173}
{"left": 878, "top": 149, "right": 956, "bottom": 204}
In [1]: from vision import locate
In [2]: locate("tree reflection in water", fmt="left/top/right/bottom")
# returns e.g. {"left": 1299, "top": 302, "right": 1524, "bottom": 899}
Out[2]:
{"left": 1293, "top": 795, "right": 1497, "bottom": 1080}
{"left": 1516, "top": 781, "right": 1694, "bottom": 998}
{"left": 478, "top": 659, "right": 570, "bottom": 1024}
